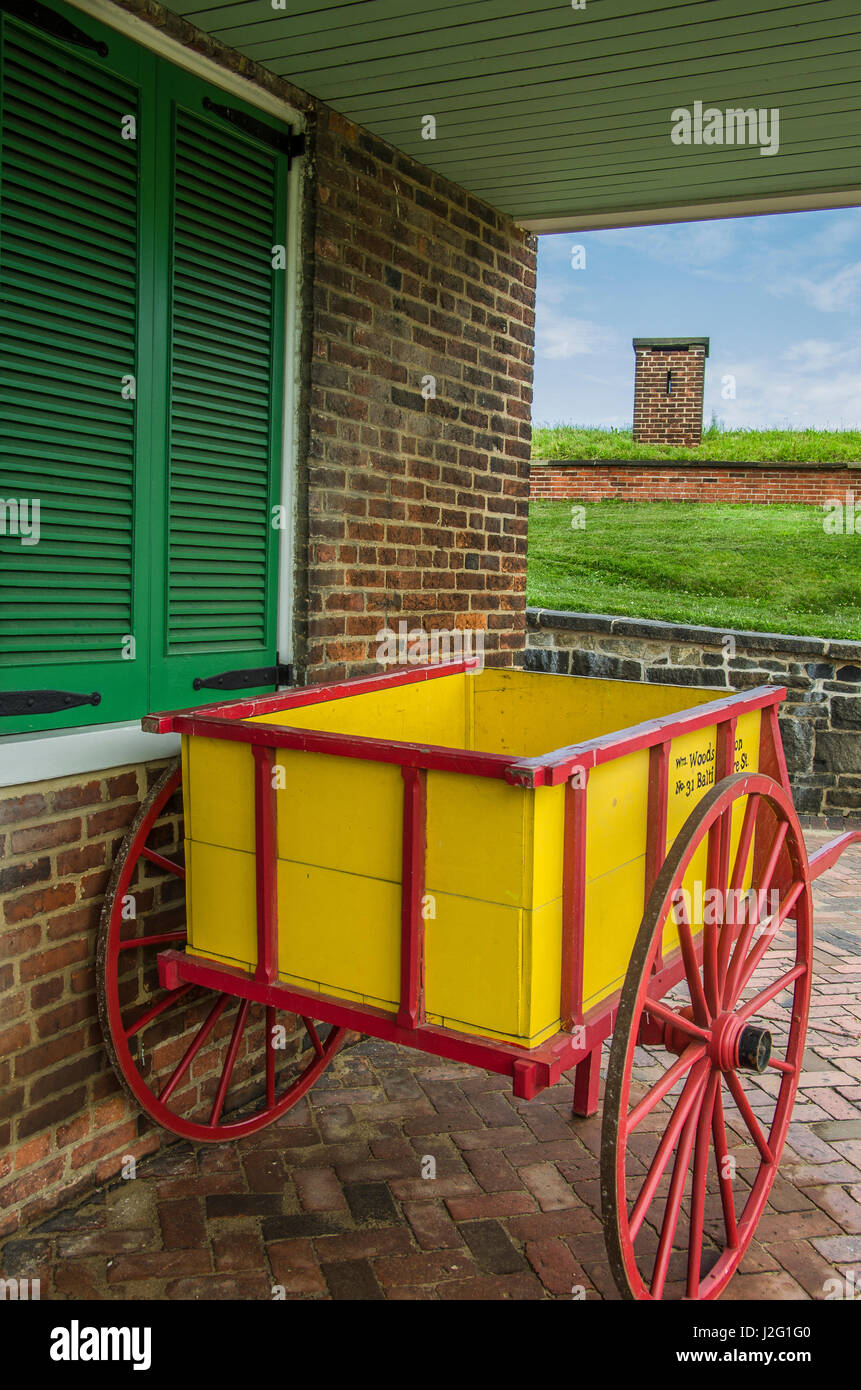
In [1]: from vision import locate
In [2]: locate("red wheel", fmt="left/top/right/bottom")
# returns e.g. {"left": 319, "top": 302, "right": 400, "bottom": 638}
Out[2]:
{"left": 97, "top": 759, "right": 346, "bottom": 1142}
{"left": 601, "top": 772, "right": 812, "bottom": 1300}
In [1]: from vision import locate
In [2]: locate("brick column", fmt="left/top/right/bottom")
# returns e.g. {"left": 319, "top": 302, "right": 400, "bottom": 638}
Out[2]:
{"left": 632, "top": 337, "right": 709, "bottom": 447}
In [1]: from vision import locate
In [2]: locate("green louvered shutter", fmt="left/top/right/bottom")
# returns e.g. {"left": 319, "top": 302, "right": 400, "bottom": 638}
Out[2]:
{"left": 0, "top": 10, "right": 153, "bottom": 733}
{"left": 147, "top": 69, "right": 287, "bottom": 712}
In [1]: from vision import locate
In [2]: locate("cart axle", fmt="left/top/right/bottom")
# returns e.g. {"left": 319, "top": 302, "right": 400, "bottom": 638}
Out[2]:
{"left": 737, "top": 1024, "right": 772, "bottom": 1074}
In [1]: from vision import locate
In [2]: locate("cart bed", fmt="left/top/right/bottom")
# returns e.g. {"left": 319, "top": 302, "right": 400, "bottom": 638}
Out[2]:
{"left": 160, "top": 666, "right": 774, "bottom": 1048}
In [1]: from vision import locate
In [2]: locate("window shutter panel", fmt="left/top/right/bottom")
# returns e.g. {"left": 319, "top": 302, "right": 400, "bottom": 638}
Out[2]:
{"left": 147, "top": 75, "right": 287, "bottom": 712}
{"left": 0, "top": 13, "right": 150, "bottom": 733}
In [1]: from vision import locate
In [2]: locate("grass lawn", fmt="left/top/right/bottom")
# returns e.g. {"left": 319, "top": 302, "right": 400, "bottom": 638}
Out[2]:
{"left": 531, "top": 424, "right": 861, "bottom": 464}
{"left": 527, "top": 500, "right": 861, "bottom": 639}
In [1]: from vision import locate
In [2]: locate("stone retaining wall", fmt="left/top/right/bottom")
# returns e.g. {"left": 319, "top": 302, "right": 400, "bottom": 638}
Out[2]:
{"left": 525, "top": 608, "right": 861, "bottom": 825}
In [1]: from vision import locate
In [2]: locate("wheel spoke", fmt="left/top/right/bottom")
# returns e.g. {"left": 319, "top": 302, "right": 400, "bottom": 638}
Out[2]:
{"left": 266, "top": 1005, "right": 276, "bottom": 1108}
{"left": 141, "top": 846, "right": 186, "bottom": 879}
{"left": 302, "top": 1016, "right": 325, "bottom": 1058}
{"left": 768, "top": 1056, "right": 796, "bottom": 1076}
{"left": 124, "top": 982, "right": 194, "bottom": 1040}
{"left": 643, "top": 997, "right": 711, "bottom": 1042}
{"left": 704, "top": 809, "right": 731, "bottom": 1015}
{"left": 736, "top": 962, "right": 806, "bottom": 1025}
{"left": 721, "top": 914, "right": 759, "bottom": 1010}
{"left": 629, "top": 1058, "right": 710, "bottom": 1239}
{"left": 725, "top": 1070, "right": 773, "bottom": 1164}
{"left": 717, "top": 794, "right": 760, "bottom": 993}
{"left": 672, "top": 897, "right": 711, "bottom": 1026}
{"left": 628, "top": 1042, "right": 708, "bottom": 1133}
{"left": 650, "top": 1072, "right": 703, "bottom": 1299}
{"left": 729, "top": 794, "right": 760, "bottom": 895}
{"left": 118, "top": 930, "right": 186, "bottom": 952}
{"left": 159, "top": 993, "right": 230, "bottom": 1104}
{"left": 687, "top": 1071, "right": 719, "bottom": 1299}
{"left": 758, "top": 817, "right": 789, "bottom": 901}
{"left": 711, "top": 1084, "right": 739, "bottom": 1249}
{"left": 209, "top": 999, "right": 250, "bottom": 1126}
{"left": 732, "top": 880, "right": 804, "bottom": 1002}
{"left": 722, "top": 819, "right": 787, "bottom": 1007}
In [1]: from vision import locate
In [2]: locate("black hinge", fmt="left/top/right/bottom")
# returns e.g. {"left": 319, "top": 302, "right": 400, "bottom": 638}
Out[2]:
{"left": 0, "top": 689, "right": 101, "bottom": 717}
{"left": 202, "top": 97, "right": 305, "bottom": 166}
{"left": 0, "top": 0, "right": 108, "bottom": 56}
{"left": 193, "top": 663, "right": 293, "bottom": 693}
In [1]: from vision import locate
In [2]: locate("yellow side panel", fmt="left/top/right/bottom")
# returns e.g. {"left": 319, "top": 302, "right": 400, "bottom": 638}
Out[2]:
{"left": 522, "top": 897, "right": 563, "bottom": 1038}
{"left": 277, "top": 861, "right": 401, "bottom": 1008}
{"left": 424, "top": 893, "right": 522, "bottom": 1037}
{"left": 426, "top": 771, "right": 528, "bottom": 908}
{"left": 733, "top": 710, "right": 762, "bottom": 780}
{"left": 666, "top": 710, "right": 761, "bottom": 844}
{"left": 471, "top": 668, "right": 719, "bottom": 759}
{"left": 185, "top": 735, "right": 256, "bottom": 853}
{"left": 250, "top": 670, "right": 469, "bottom": 748}
{"left": 276, "top": 752, "right": 403, "bottom": 882}
{"left": 586, "top": 750, "right": 650, "bottom": 880}
{"left": 661, "top": 711, "right": 762, "bottom": 956}
{"left": 581, "top": 750, "right": 649, "bottom": 1010}
{"left": 581, "top": 857, "right": 648, "bottom": 1012}
{"left": 185, "top": 840, "right": 256, "bottom": 969}
{"left": 530, "top": 783, "right": 565, "bottom": 909}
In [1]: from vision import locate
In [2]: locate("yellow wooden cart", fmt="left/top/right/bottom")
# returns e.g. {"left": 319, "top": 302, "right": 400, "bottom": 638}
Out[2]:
{"left": 98, "top": 660, "right": 859, "bottom": 1299}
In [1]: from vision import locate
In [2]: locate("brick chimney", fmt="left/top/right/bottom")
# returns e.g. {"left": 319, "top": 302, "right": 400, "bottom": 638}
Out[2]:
{"left": 632, "top": 337, "right": 709, "bottom": 446}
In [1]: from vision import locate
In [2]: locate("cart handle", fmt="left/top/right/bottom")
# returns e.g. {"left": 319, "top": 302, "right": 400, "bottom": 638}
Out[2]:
{"left": 808, "top": 831, "right": 861, "bottom": 881}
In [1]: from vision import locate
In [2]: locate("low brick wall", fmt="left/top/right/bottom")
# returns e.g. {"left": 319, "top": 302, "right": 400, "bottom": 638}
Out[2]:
{"left": 525, "top": 609, "right": 861, "bottom": 824}
{"left": 530, "top": 459, "right": 859, "bottom": 505}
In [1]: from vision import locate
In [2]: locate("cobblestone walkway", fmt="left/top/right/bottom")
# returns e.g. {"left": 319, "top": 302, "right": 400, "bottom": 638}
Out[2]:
{"left": 3, "top": 835, "right": 860, "bottom": 1301}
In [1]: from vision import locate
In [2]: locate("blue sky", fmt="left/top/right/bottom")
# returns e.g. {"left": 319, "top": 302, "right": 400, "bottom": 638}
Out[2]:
{"left": 533, "top": 208, "right": 861, "bottom": 431}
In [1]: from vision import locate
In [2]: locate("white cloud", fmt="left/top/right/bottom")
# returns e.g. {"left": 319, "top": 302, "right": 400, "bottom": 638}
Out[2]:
{"left": 591, "top": 220, "right": 738, "bottom": 270}
{"left": 705, "top": 354, "right": 861, "bottom": 429}
{"left": 781, "top": 337, "right": 861, "bottom": 372}
{"left": 775, "top": 261, "right": 861, "bottom": 313}
{"left": 535, "top": 305, "right": 618, "bottom": 359}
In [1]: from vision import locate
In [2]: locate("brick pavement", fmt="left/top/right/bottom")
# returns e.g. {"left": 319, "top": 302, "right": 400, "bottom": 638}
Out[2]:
{"left": 2, "top": 833, "right": 859, "bottom": 1301}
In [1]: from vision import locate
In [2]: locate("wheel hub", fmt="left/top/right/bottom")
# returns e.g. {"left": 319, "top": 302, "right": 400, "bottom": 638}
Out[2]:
{"left": 659, "top": 1006, "right": 773, "bottom": 1075}
{"left": 709, "top": 1011, "right": 772, "bottom": 1074}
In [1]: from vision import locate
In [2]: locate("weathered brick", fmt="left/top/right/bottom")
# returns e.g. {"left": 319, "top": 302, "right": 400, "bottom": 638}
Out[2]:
{"left": 106, "top": 1250, "right": 212, "bottom": 1282}
{"left": 0, "top": 857, "right": 50, "bottom": 893}
{"left": 10, "top": 819, "right": 81, "bottom": 855}
{"left": 52, "top": 781, "right": 103, "bottom": 811}
{"left": 0, "top": 793, "right": 47, "bottom": 825}
{"left": 4, "top": 883, "right": 77, "bottom": 925}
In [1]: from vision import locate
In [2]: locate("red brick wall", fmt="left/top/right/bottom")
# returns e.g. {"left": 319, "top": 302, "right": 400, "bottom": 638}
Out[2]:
{"left": 0, "top": 7, "right": 536, "bottom": 1233}
{"left": 531, "top": 463, "right": 856, "bottom": 505}
{"left": 301, "top": 111, "right": 535, "bottom": 681}
{"left": 633, "top": 343, "right": 707, "bottom": 447}
{"left": 0, "top": 766, "right": 170, "bottom": 1236}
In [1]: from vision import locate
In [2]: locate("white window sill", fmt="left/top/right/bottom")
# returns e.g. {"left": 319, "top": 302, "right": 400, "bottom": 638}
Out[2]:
{"left": 0, "top": 721, "right": 180, "bottom": 790}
